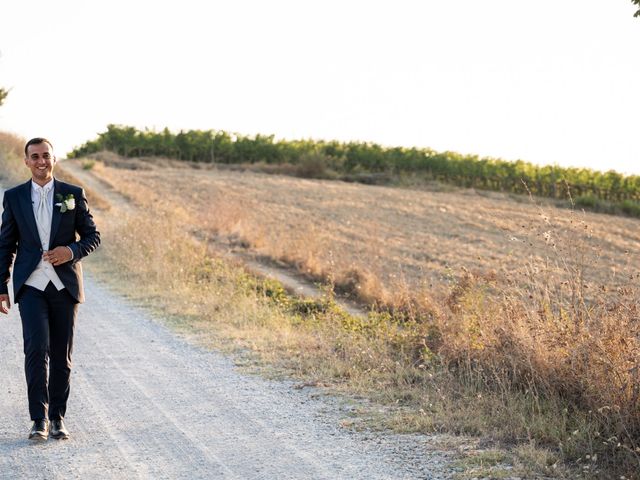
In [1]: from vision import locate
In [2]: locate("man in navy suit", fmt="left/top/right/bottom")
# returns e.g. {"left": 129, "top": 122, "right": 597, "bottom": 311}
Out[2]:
{"left": 0, "top": 138, "right": 100, "bottom": 441}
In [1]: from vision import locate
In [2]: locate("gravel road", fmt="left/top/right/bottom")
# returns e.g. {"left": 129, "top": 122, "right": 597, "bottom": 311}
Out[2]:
{"left": 0, "top": 273, "right": 457, "bottom": 479}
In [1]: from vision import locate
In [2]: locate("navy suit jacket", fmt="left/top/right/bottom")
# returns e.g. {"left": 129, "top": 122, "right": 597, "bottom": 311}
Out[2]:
{"left": 0, "top": 178, "right": 100, "bottom": 303}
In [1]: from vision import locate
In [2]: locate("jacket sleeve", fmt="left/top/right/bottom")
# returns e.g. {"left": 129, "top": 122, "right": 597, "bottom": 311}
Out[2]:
{"left": 0, "top": 192, "right": 18, "bottom": 295}
{"left": 68, "top": 188, "right": 100, "bottom": 260}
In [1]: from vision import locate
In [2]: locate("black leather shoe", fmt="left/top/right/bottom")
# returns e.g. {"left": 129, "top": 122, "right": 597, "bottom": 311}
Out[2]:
{"left": 28, "top": 419, "right": 49, "bottom": 441}
{"left": 50, "top": 419, "right": 69, "bottom": 440}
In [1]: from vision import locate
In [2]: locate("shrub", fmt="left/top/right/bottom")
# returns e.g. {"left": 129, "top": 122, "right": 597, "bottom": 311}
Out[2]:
{"left": 573, "top": 194, "right": 599, "bottom": 209}
{"left": 619, "top": 199, "right": 640, "bottom": 217}
{"left": 295, "top": 153, "right": 335, "bottom": 179}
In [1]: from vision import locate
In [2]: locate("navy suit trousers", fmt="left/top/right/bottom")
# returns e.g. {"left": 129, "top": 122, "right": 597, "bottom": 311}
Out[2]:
{"left": 18, "top": 283, "right": 78, "bottom": 421}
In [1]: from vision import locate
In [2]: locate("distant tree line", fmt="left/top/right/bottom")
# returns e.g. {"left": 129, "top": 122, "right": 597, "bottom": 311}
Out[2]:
{"left": 70, "top": 124, "right": 640, "bottom": 213}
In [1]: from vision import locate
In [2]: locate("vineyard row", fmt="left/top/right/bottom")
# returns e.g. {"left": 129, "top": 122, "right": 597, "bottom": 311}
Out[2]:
{"left": 70, "top": 125, "right": 640, "bottom": 212}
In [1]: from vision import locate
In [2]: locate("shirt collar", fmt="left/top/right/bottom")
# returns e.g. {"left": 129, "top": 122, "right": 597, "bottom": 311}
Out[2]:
{"left": 31, "top": 179, "right": 54, "bottom": 194}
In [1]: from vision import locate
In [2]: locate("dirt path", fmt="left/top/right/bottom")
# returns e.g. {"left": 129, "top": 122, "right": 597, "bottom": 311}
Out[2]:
{"left": 0, "top": 272, "right": 455, "bottom": 479}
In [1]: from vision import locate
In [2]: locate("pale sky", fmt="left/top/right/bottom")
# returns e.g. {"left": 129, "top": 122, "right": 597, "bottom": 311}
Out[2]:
{"left": 1, "top": 1, "right": 639, "bottom": 174}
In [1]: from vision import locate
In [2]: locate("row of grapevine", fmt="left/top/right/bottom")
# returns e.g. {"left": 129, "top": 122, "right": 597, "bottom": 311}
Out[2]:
{"left": 69, "top": 125, "right": 640, "bottom": 206}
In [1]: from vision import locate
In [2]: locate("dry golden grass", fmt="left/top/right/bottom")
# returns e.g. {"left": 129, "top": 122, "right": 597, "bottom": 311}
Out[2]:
{"left": 0, "top": 131, "right": 24, "bottom": 156}
{"left": 55, "top": 155, "right": 640, "bottom": 477}
{"left": 0, "top": 132, "right": 28, "bottom": 184}
{"left": 86, "top": 156, "right": 640, "bottom": 305}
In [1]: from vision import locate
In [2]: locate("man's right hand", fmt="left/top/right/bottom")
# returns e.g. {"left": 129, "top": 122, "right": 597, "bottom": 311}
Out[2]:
{"left": 0, "top": 294, "right": 10, "bottom": 314}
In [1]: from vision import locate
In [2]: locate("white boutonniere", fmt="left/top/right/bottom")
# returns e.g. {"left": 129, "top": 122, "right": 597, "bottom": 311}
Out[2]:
{"left": 55, "top": 193, "right": 76, "bottom": 213}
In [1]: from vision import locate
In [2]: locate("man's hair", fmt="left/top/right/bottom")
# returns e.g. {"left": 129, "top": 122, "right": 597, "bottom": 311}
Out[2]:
{"left": 24, "top": 137, "right": 54, "bottom": 157}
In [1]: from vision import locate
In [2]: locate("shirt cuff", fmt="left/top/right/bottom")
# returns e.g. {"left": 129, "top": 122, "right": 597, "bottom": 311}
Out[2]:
{"left": 66, "top": 246, "right": 74, "bottom": 260}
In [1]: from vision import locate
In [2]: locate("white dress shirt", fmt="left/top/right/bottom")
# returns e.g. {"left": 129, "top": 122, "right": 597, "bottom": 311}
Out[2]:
{"left": 24, "top": 179, "right": 65, "bottom": 291}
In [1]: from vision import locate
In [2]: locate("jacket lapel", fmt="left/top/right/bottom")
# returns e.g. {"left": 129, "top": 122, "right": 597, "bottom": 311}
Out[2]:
{"left": 17, "top": 180, "right": 40, "bottom": 244}
{"left": 50, "top": 179, "right": 63, "bottom": 247}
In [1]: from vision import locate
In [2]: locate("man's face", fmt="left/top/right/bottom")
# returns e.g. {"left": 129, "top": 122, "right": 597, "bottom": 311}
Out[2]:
{"left": 25, "top": 142, "right": 56, "bottom": 186}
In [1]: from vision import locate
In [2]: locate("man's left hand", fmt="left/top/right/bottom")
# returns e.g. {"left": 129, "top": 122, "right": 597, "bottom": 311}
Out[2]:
{"left": 43, "top": 247, "right": 73, "bottom": 266}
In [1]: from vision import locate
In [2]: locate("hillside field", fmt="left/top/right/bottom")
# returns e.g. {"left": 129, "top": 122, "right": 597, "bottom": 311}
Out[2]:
{"left": 57, "top": 153, "right": 640, "bottom": 478}
{"left": 75, "top": 154, "right": 640, "bottom": 306}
